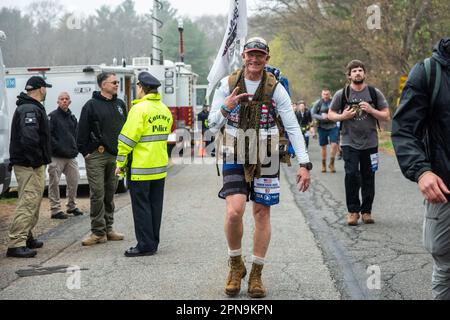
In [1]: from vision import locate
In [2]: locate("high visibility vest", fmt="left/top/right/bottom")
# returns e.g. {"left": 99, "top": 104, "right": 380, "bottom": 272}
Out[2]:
{"left": 116, "top": 93, "right": 173, "bottom": 181}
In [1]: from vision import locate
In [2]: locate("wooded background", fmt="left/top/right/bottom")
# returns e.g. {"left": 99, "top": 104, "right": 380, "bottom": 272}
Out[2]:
{"left": 1, "top": 0, "right": 449, "bottom": 112}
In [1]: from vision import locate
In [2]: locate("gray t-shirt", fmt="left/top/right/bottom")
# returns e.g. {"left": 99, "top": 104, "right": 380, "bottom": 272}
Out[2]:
{"left": 330, "top": 86, "right": 388, "bottom": 150}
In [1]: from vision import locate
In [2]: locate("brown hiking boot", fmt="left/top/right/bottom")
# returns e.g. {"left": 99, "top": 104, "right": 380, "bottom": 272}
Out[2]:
{"left": 107, "top": 230, "right": 124, "bottom": 241}
{"left": 322, "top": 160, "right": 327, "bottom": 173}
{"left": 329, "top": 157, "right": 336, "bottom": 173}
{"left": 248, "top": 263, "right": 267, "bottom": 298}
{"left": 225, "top": 255, "right": 247, "bottom": 296}
{"left": 82, "top": 233, "right": 107, "bottom": 246}
{"left": 347, "top": 213, "right": 360, "bottom": 226}
{"left": 361, "top": 213, "right": 375, "bottom": 224}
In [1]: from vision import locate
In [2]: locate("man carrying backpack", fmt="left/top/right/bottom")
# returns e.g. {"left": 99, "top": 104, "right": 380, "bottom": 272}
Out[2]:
{"left": 392, "top": 38, "right": 450, "bottom": 300}
{"left": 311, "top": 89, "right": 338, "bottom": 173}
{"left": 328, "top": 60, "right": 390, "bottom": 226}
{"left": 208, "top": 37, "right": 311, "bottom": 298}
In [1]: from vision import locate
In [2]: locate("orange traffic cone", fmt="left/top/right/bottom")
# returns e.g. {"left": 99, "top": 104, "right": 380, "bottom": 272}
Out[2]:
{"left": 198, "top": 141, "right": 206, "bottom": 157}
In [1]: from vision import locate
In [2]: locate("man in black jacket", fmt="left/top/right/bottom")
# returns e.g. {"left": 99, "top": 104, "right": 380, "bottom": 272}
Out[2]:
{"left": 7, "top": 76, "right": 52, "bottom": 258}
{"left": 77, "top": 72, "right": 127, "bottom": 246}
{"left": 392, "top": 37, "right": 450, "bottom": 300}
{"left": 48, "top": 92, "right": 84, "bottom": 220}
{"left": 295, "top": 101, "right": 312, "bottom": 149}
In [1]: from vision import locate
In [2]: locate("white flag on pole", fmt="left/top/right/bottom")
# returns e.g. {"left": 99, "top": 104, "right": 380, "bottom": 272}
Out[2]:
{"left": 206, "top": 0, "right": 247, "bottom": 98}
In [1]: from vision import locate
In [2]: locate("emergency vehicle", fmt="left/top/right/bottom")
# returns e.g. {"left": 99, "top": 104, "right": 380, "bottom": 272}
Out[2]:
{"left": 4, "top": 64, "right": 136, "bottom": 192}
{"left": 0, "top": 30, "right": 11, "bottom": 194}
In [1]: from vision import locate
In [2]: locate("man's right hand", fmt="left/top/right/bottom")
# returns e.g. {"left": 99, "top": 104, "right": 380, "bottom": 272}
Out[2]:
{"left": 223, "top": 87, "right": 251, "bottom": 112}
{"left": 341, "top": 106, "right": 356, "bottom": 121}
{"left": 418, "top": 171, "right": 450, "bottom": 203}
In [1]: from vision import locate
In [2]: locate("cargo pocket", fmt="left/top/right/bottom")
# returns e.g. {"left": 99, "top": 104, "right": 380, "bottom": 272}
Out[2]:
{"left": 423, "top": 201, "right": 450, "bottom": 256}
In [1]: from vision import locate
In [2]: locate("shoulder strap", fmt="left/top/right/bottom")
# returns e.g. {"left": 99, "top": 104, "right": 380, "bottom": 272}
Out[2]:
{"left": 424, "top": 57, "right": 442, "bottom": 108}
{"left": 228, "top": 69, "right": 243, "bottom": 94}
{"left": 368, "top": 86, "right": 378, "bottom": 107}
{"left": 264, "top": 72, "right": 279, "bottom": 98}
{"left": 367, "top": 86, "right": 380, "bottom": 130}
{"left": 340, "top": 85, "right": 350, "bottom": 113}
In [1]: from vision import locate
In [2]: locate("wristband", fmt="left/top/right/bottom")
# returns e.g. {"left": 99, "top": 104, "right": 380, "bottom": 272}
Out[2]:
{"left": 221, "top": 104, "right": 232, "bottom": 113}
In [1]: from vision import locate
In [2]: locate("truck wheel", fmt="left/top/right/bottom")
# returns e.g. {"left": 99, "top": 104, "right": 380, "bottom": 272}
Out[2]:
{"left": 116, "top": 178, "right": 128, "bottom": 193}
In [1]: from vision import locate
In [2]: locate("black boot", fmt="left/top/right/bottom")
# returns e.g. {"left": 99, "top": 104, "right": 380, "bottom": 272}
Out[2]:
{"left": 26, "top": 236, "right": 44, "bottom": 249}
{"left": 6, "top": 247, "right": 37, "bottom": 258}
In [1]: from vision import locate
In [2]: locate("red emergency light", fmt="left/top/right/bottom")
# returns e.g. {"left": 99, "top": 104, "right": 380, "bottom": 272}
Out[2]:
{"left": 27, "top": 68, "right": 51, "bottom": 72}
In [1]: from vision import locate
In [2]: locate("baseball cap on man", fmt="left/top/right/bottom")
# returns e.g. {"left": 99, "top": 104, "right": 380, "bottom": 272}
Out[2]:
{"left": 25, "top": 76, "right": 52, "bottom": 91}
{"left": 137, "top": 72, "right": 161, "bottom": 88}
{"left": 244, "top": 37, "right": 270, "bottom": 55}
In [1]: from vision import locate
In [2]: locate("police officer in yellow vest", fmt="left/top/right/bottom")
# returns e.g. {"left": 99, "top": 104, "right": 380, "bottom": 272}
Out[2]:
{"left": 115, "top": 72, "right": 173, "bottom": 257}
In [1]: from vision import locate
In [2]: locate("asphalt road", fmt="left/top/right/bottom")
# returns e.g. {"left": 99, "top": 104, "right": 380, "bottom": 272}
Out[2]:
{"left": 284, "top": 140, "right": 432, "bottom": 299}
{"left": 0, "top": 141, "right": 433, "bottom": 300}
{"left": 0, "top": 159, "right": 339, "bottom": 300}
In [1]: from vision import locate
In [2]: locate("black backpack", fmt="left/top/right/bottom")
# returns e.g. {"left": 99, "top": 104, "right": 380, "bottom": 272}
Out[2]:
{"left": 340, "top": 85, "right": 380, "bottom": 129}
{"left": 424, "top": 57, "right": 442, "bottom": 109}
{"left": 340, "top": 85, "right": 378, "bottom": 113}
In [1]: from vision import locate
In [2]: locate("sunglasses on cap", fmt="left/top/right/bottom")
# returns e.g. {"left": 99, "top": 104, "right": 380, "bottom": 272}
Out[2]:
{"left": 244, "top": 41, "right": 269, "bottom": 53}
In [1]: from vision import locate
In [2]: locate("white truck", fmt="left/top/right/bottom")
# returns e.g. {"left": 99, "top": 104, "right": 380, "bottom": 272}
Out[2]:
{"left": 131, "top": 57, "right": 199, "bottom": 152}
{"left": 0, "top": 31, "right": 11, "bottom": 194}
{"left": 4, "top": 64, "right": 136, "bottom": 192}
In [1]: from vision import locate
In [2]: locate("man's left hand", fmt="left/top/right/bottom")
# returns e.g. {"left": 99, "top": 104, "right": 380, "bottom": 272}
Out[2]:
{"left": 296, "top": 167, "right": 311, "bottom": 192}
{"left": 359, "top": 101, "right": 374, "bottom": 114}
{"left": 115, "top": 167, "right": 124, "bottom": 176}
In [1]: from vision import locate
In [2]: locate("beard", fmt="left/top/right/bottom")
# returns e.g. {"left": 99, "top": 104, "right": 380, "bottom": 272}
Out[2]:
{"left": 352, "top": 78, "right": 365, "bottom": 85}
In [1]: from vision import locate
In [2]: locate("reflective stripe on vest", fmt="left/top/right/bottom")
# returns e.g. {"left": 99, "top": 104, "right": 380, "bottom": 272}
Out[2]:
{"left": 131, "top": 167, "right": 167, "bottom": 175}
{"left": 116, "top": 155, "right": 126, "bottom": 162}
{"left": 119, "top": 134, "right": 137, "bottom": 148}
{"left": 139, "top": 134, "right": 169, "bottom": 143}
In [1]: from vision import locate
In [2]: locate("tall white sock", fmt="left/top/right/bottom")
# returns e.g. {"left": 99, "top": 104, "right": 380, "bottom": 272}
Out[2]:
{"left": 252, "top": 255, "right": 265, "bottom": 265}
{"left": 228, "top": 248, "right": 242, "bottom": 257}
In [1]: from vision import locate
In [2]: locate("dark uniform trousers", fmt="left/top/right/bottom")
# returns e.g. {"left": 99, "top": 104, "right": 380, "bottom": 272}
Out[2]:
{"left": 129, "top": 178, "right": 166, "bottom": 252}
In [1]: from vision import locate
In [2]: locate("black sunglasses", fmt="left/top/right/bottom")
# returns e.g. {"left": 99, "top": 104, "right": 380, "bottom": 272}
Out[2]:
{"left": 244, "top": 41, "right": 269, "bottom": 52}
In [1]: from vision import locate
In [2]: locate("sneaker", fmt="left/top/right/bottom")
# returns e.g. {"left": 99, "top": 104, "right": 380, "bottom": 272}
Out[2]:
{"left": 51, "top": 211, "right": 68, "bottom": 219}
{"left": 361, "top": 213, "right": 375, "bottom": 224}
{"left": 347, "top": 213, "right": 360, "bottom": 226}
{"left": 107, "top": 231, "right": 124, "bottom": 241}
{"left": 82, "top": 233, "right": 107, "bottom": 246}
{"left": 67, "top": 208, "right": 84, "bottom": 216}
{"left": 6, "top": 246, "right": 37, "bottom": 258}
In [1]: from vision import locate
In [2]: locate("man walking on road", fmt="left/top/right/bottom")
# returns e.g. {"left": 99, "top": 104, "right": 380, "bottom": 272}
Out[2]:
{"left": 116, "top": 72, "right": 173, "bottom": 257}
{"left": 77, "top": 72, "right": 127, "bottom": 246}
{"left": 311, "top": 89, "right": 338, "bottom": 173}
{"left": 208, "top": 37, "right": 311, "bottom": 298}
{"left": 295, "top": 101, "right": 313, "bottom": 150}
{"left": 392, "top": 38, "right": 450, "bottom": 300}
{"left": 328, "top": 60, "right": 390, "bottom": 226}
{"left": 7, "top": 76, "right": 52, "bottom": 258}
{"left": 48, "top": 92, "right": 84, "bottom": 220}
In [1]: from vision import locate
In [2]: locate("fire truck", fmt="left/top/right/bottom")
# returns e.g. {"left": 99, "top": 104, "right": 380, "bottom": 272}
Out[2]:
{"left": 130, "top": 57, "right": 198, "bottom": 154}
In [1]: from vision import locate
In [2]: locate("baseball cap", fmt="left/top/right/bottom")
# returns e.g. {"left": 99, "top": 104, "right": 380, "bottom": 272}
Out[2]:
{"left": 137, "top": 72, "right": 161, "bottom": 88}
{"left": 244, "top": 37, "right": 270, "bottom": 55}
{"left": 25, "top": 76, "right": 52, "bottom": 91}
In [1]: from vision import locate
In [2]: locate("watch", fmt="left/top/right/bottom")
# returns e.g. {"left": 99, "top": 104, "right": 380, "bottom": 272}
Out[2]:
{"left": 300, "top": 162, "right": 313, "bottom": 171}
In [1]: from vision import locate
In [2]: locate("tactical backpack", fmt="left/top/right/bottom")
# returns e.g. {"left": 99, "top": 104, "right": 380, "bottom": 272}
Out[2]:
{"left": 227, "top": 67, "right": 292, "bottom": 166}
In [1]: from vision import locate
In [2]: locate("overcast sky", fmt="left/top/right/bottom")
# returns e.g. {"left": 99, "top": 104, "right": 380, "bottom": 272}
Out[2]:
{"left": 1, "top": 0, "right": 258, "bottom": 18}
